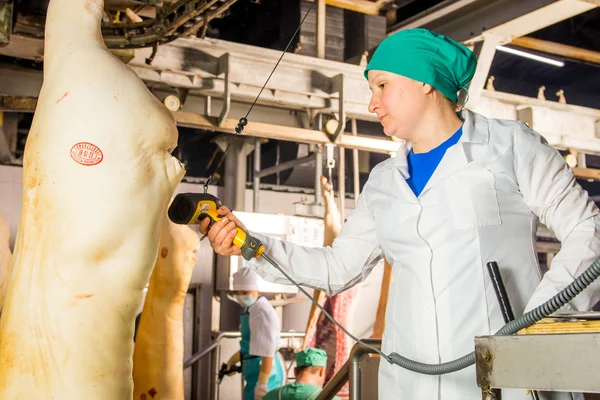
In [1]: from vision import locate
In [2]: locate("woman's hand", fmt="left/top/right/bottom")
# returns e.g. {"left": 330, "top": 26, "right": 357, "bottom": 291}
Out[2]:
{"left": 199, "top": 206, "right": 248, "bottom": 257}
{"left": 320, "top": 175, "right": 334, "bottom": 200}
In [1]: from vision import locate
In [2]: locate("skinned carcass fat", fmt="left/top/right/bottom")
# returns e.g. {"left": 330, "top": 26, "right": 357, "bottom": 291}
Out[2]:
{"left": 133, "top": 216, "right": 199, "bottom": 400}
{"left": 0, "top": 0, "right": 185, "bottom": 397}
{"left": 0, "top": 214, "right": 11, "bottom": 312}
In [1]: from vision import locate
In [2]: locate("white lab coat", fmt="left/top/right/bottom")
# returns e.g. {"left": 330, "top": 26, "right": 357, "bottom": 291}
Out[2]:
{"left": 248, "top": 296, "right": 281, "bottom": 357}
{"left": 247, "top": 110, "right": 600, "bottom": 400}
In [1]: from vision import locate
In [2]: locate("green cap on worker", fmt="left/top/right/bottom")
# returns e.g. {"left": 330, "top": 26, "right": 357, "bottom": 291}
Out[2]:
{"left": 364, "top": 28, "right": 477, "bottom": 103}
{"left": 296, "top": 348, "right": 328, "bottom": 367}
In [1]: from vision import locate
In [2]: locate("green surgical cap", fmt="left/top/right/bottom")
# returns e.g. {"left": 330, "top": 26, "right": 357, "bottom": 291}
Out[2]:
{"left": 364, "top": 28, "right": 477, "bottom": 103}
{"left": 296, "top": 348, "right": 327, "bottom": 367}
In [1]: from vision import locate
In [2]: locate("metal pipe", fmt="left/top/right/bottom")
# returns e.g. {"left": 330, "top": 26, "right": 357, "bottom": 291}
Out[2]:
{"left": 338, "top": 145, "right": 345, "bottom": 222}
{"left": 256, "top": 153, "right": 317, "bottom": 178}
{"left": 205, "top": 95, "right": 212, "bottom": 116}
{"left": 276, "top": 142, "right": 281, "bottom": 185}
{"left": 317, "top": 0, "right": 326, "bottom": 59}
{"left": 215, "top": 334, "right": 222, "bottom": 400}
{"left": 349, "top": 339, "right": 381, "bottom": 400}
{"left": 253, "top": 139, "right": 261, "bottom": 212}
{"left": 183, "top": 341, "right": 219, "bottom": 369}
{"left": 315, "top": 115, "right": 324, "bottom": 205}
{"left": 330, "top": 74, "right": 346, "bottom": 143}
{"left": 315, "top": 360, "right": 350, "bottom": 400}
{"left": 223, "top": 139, "right": 248, "bottom": 212}
{"left": 351, "top": 118, "right": 359, "bottom": 208}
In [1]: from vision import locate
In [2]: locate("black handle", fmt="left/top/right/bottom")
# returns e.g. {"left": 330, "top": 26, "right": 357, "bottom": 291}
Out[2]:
{"left": 486, "top": 262, "right": 515, "bottom": 324}
{"left": 485, "top": 266, "right": 540, "bottom": 400}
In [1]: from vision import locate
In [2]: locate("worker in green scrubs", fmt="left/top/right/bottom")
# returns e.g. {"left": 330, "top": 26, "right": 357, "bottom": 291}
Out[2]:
{"left": 264, "top": 348, "right": 340, "bottom": 400}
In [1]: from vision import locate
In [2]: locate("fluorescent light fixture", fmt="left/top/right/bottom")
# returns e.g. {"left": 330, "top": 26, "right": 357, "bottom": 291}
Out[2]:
{"left": 496, "top": 45, "right": 565, "bottom": 67}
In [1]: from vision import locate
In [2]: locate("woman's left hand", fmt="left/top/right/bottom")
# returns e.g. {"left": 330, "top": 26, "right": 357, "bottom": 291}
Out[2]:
{"left": 254, "top": 382, "right": 269, "bottom": 400}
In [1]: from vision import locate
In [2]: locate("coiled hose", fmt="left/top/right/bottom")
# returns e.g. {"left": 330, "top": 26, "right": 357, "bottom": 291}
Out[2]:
{"left": 262, "top": 252, "right": 600, "bottom": 375}
{"left": 388, "top": 256, "right": 600, "bottom": 374}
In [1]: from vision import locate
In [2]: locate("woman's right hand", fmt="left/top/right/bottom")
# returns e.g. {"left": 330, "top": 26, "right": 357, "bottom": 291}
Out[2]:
{"left": 320, "top": 175, "right": 333, "bottom": 200}
{"left": 199, "top": 206, "right": 247, "bottom": 257}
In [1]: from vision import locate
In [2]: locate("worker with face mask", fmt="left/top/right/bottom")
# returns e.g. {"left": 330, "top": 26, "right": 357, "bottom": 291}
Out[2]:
{"left": 227, "top": 267, "right": 285, "bottom": 400}
{"left": 202, "top": 28, "right": 600, "bottom": 399}
{"left": 264, "top": 348, "right": 340, "bottom": 400}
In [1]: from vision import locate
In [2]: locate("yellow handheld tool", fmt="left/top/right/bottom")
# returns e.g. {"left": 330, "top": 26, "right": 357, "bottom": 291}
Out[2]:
{"left": 168, "top": 193, "right": 264, "bottom": 261}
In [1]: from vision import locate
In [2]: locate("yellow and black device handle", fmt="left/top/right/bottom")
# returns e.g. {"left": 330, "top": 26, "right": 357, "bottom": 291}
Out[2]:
{"left": 168, "top": 193, "right": 264, "bottom": 261}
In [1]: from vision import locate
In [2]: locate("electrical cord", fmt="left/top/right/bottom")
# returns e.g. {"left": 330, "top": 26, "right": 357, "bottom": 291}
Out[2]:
{"left": 261, "top": 252, "right": 600, "bottom": 374}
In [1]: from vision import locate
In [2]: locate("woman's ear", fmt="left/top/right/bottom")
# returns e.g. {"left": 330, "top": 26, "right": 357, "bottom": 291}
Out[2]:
{"left": 422, "top": 83, "right": 434, "bottom": 95}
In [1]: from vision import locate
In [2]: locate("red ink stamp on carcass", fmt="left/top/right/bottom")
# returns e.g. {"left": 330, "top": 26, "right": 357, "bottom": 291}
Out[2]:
{"left": 70, "top": 142, "right": 103, "bottom": 166}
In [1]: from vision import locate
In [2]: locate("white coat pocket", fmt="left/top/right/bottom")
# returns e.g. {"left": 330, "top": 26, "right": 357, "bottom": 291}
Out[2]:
{"left": 446, "top": 163, "right": 502, "bottom": 230}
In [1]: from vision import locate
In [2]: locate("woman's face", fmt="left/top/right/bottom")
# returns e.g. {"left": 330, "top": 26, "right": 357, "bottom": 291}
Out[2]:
{"left": 367, "top": 70, "right": 428, "bottom": 141}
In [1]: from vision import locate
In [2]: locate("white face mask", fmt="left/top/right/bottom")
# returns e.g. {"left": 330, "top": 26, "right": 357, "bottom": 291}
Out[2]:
{"left": 235, "top": 294, "right": 256, "bottom": 308}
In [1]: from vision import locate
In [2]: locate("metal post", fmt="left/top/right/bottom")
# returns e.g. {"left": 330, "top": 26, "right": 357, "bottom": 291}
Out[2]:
{"left": 218, "top": 137, "right": 255, "bottom": 212}
{"left": 331, "top": 74, "right": 347, "bottom": 143}
{"left": 224, "top": 140, "right": 247, "bottom": 212}
{"left": 315, "top": 115, "right": 324, "bottom": 205}
{"left": 461, "top": 37, "right": 500, "bottom": 109}
{"left": 217, "top": 53, "right": 231, "bottom": 126}
{"left": 205, "top": 95, "right": 212, "bottom": 116}
{"left": 338, "top": 145, "right": 345, "bottom": 222}
{"left": 351, "top": 118, "right": 359, "bottom": 207}
{"left": 276, "top": 142, "right": 281, "bottom": 186}
{"left": 317, "top": 0, "right": 326, "bottom": 59}
{"left": 253, "top": 139, "right": 261, "bottom": 212}
{"left": 348, "top": 339, "right": 381, "bottom": 400}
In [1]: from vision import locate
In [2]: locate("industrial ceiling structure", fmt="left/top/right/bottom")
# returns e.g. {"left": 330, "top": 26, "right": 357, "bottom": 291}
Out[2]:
{"left": 1, "top": 0, "right": 600, "bottom": 210}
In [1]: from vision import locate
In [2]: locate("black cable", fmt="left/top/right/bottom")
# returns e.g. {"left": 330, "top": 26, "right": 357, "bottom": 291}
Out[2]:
{"left": 207, "top": 0, "right": 318, "bottom": 190}
{"left": 260, "top": 249, "right": 600, "bottom": 375}
{"left": 242, "top": 0, "right": 317, "bottom": 122}
{"left": 261, "top": 253, "right": 390, "bottom": 362}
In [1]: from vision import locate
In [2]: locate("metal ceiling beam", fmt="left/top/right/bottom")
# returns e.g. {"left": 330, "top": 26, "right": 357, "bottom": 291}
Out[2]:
{"left": 469, "top": 0, "right": 597, "bottom": 45}
{"left": 173, "top": 111, "right": 400, "bottom": 154}
{"left": 0, "top": 34, "right": 43, "bottom": 61}
{"left": 127, "top": 37, "right": 377, "bottom": 121}
{"left": 0, "top": 95, "right": 37, "bottom": 111}
{"left": 306, "top": 0, "right": 392, "bottom": 15}
{"left": 0, "top": 91, "right": 400, "bottom": 154}
{"left": 1, "top": 35, "right": 600, "bottom": 156}
{"left": 510, "top": 36, "right": 600, "bottom": 65}
{"left": 572, "top": 168, "right": 600, "bottom": 181}
{"left": 386, "top": 0, "right": 597, "bottom": 118}
{"left": 388, "top": 0, "right": 597, "bottom": 45}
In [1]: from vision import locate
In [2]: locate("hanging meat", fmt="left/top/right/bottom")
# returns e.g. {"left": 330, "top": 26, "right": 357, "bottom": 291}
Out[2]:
{"left": 0, "top": 0, "right": 185, "bottom": 397}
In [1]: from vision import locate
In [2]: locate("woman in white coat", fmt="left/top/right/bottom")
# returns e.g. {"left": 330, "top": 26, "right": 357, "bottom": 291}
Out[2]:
{"left": 200, "top": 28, "right": 600, "bottom": 400}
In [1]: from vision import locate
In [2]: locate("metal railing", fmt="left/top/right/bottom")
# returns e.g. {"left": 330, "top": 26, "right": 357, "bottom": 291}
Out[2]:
{"left": 184, "top": 331, "right": 305, "bottom": 400}
{"left": 316, "top": 339, "right": 382, "bottom": 400}
{"left": 184, "top": 341, "right": 219, "bottom": 369}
